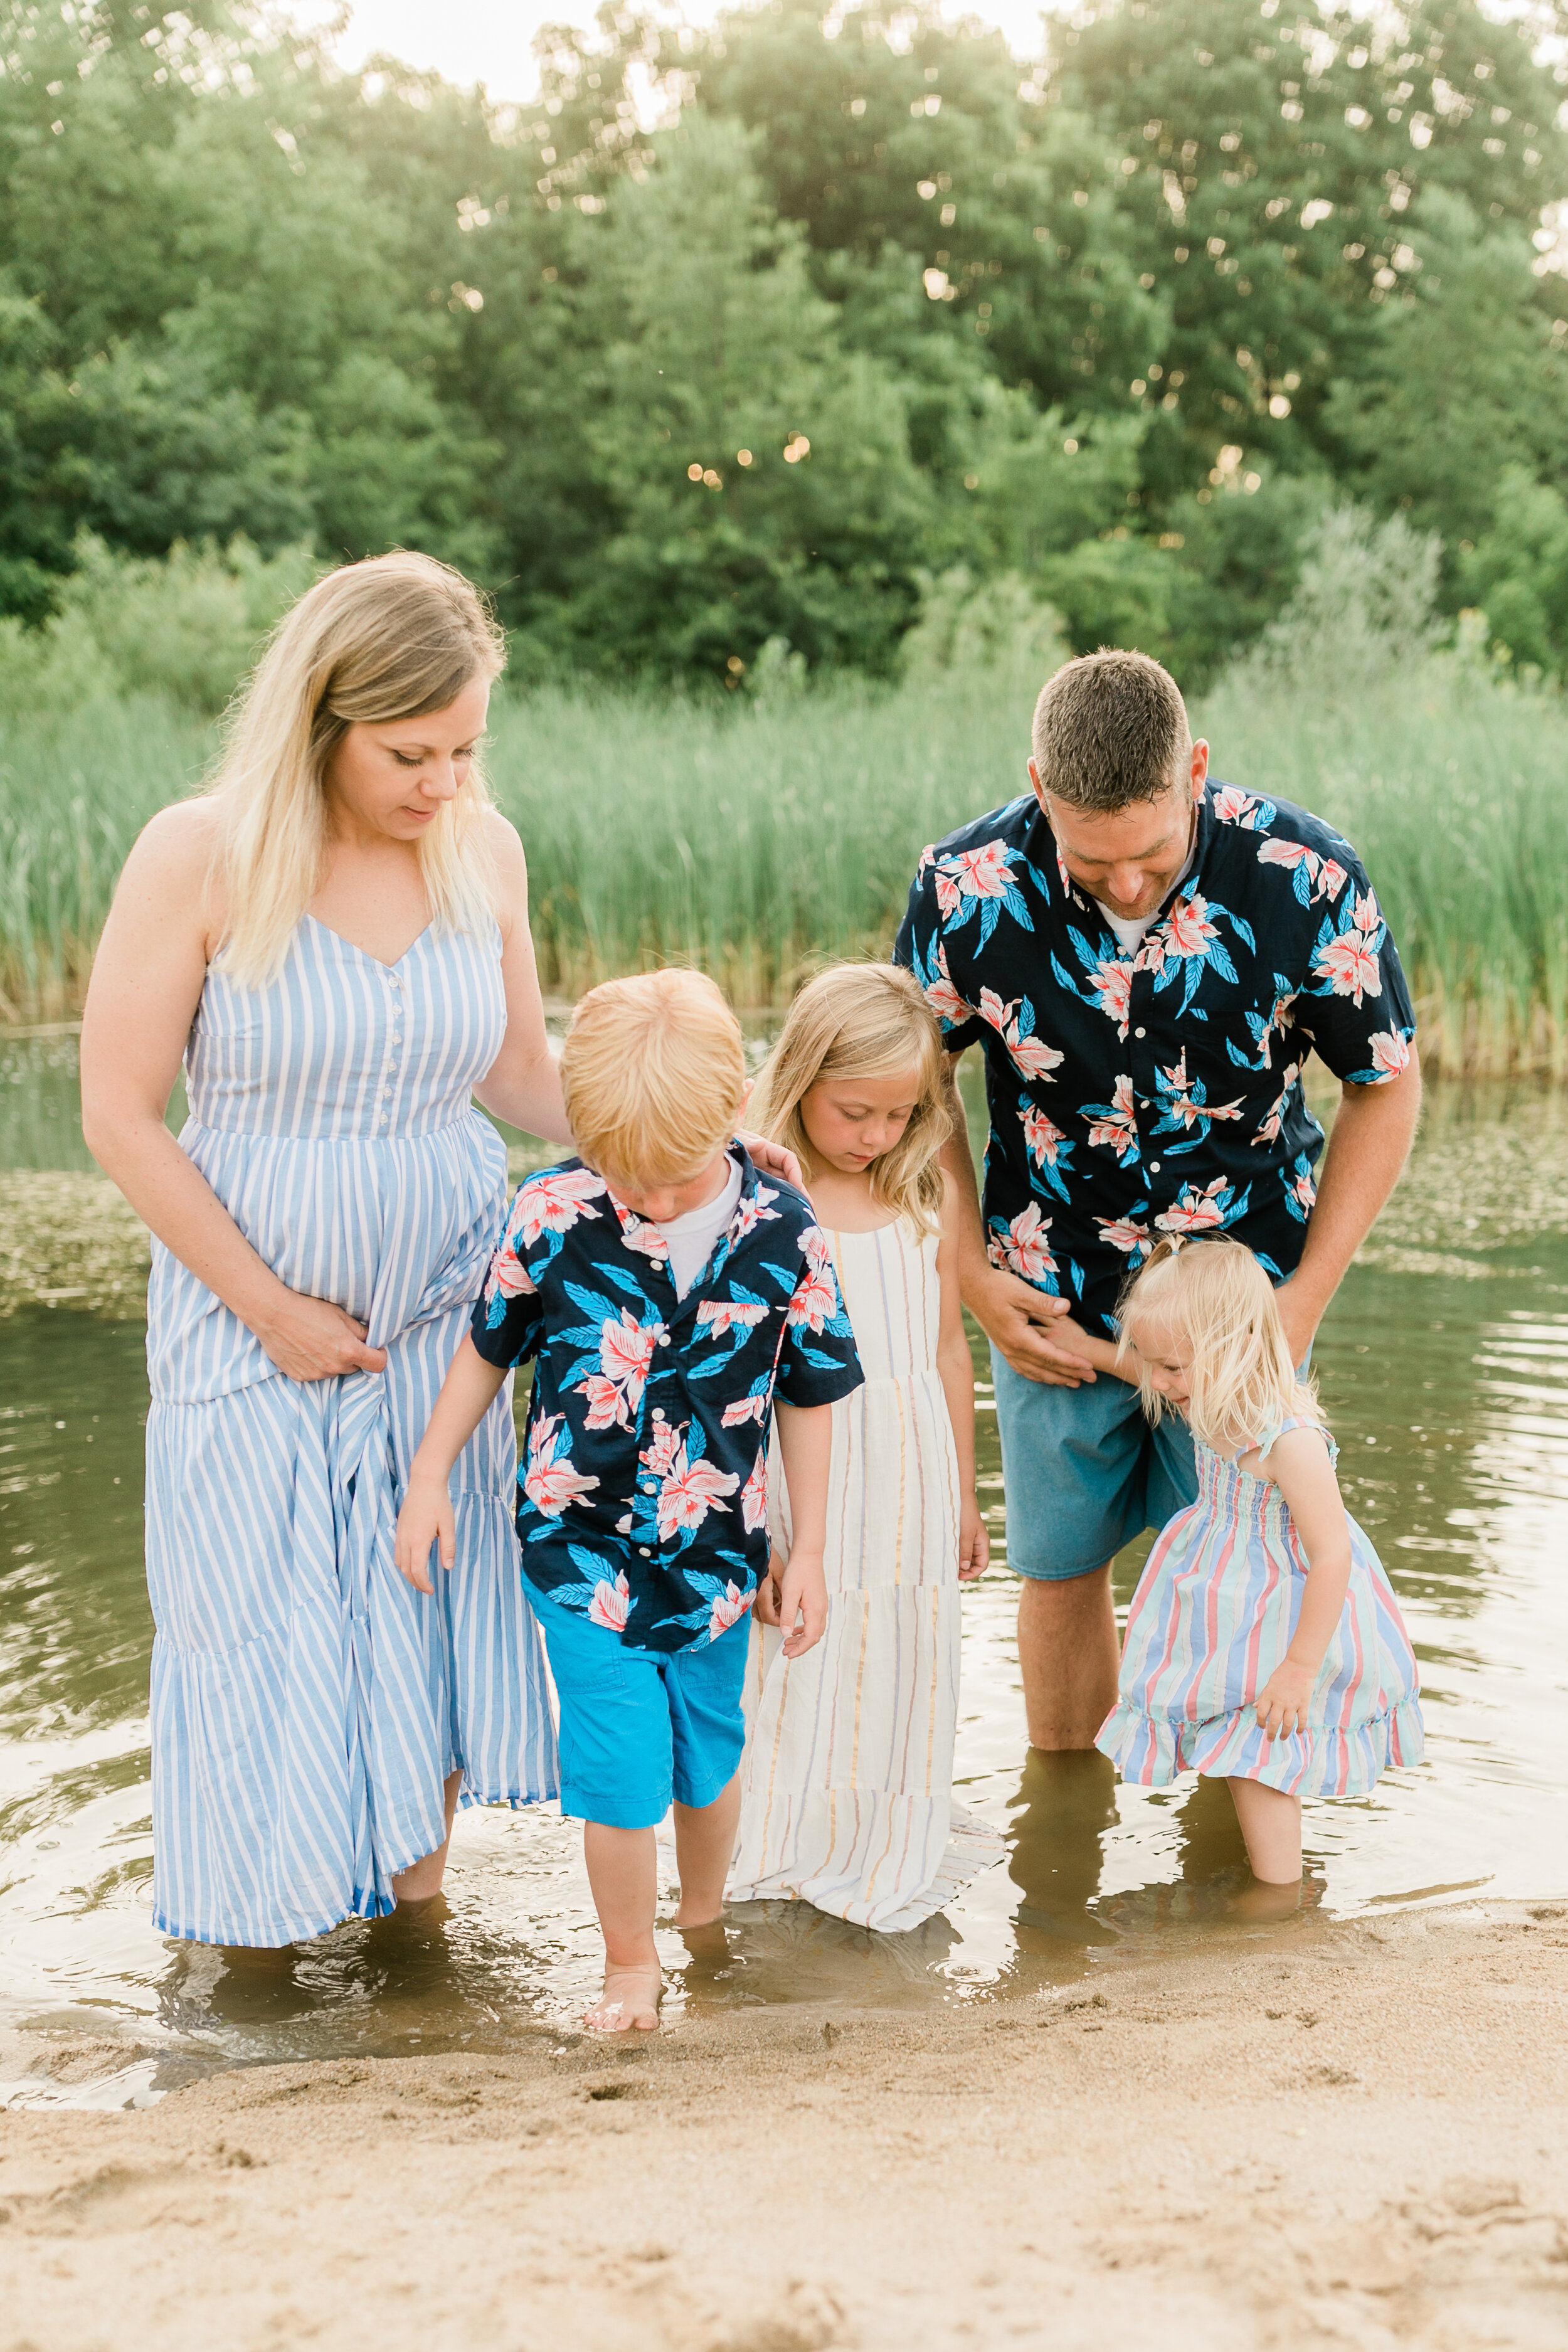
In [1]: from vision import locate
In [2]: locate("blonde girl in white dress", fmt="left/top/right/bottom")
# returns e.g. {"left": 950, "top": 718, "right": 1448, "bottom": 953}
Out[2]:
{"left": 729, "top": 965, "right": 1000, "bottom": 1932}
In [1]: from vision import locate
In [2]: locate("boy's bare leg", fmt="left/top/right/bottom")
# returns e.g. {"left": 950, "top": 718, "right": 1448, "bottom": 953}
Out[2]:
{"left": 581, "top": 1821, "right": 662, "bottom": 2032}
{"left": 1227, "top": 1776, "right": 1303, "bottom": 1884}
{"left": 391, "top": 1767, "right": 464, "bottom": 1904}
{"left": 1018, "top": 1569, "right": 1121, "bottom": 1751}
{"left": 672, "top": 1771, "right": 742, "bottom": 1927}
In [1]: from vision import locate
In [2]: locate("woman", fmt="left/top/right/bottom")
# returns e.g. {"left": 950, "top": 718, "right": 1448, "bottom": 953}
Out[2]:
{"left": 83, "top": 553, "right": 571, "bottom": 1947}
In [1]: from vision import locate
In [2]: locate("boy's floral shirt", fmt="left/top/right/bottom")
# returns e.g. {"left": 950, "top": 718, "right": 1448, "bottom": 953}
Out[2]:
{"left": 894, "top": 781, "right": 1417, "bottom": 1337}
{"left": 470, "top": 1145, "right": 863, "bottom": 1655}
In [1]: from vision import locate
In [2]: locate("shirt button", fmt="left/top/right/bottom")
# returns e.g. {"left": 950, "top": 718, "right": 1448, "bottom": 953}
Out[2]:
{"left": 638, "top": 1546, "right": 652, "bottom": 1557}
{"left": 1150, "top": 1160, "right": 1162, "bottom": 1173}
{"left": 1134, "top": 1026, "right": 1147, "bottom": 1039}
{"left": 657, "top": 1335, "right": 670, "bottom": 1347}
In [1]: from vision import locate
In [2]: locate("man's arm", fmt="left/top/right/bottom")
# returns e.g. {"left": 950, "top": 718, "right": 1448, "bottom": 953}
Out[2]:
{"left": 939, "top": 1053, "right": 1095, "bottom": 1387}
{"left": 1276, "top": 1056, "right": 1422, "bottom": 1366}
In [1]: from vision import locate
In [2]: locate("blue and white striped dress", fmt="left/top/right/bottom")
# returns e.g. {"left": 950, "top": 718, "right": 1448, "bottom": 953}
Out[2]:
{"left": 1097, "top": 1416, "right": 1423, "bottom": 1797}
{"left": 145, "top": 913, "right": 557, "bottom": 1947}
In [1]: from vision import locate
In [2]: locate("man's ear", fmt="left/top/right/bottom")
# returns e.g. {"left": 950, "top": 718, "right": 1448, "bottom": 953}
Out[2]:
{"left": 1190, "top": 739, "right": 1210, "bottom": 792}
{"left": 1026, "top": 756, "right": 1047, "bottom": 808}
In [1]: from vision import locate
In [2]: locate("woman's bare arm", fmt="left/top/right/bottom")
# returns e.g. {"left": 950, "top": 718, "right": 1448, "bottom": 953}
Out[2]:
{"left": 80, "top": 803, "right": 388, "bottom": 1382}
{"left": 469, "top": 812, "right": 571, "bottom": 1143}
{"left": 935, "top": 1180, "right": 989, "bottom": 1581}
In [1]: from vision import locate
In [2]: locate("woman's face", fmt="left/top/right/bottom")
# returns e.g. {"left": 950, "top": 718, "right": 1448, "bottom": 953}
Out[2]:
{"left": 323, "top": 674, "right": 491, "bottom": 842}
{"left": 800, "top": 1066, "right": 923, "bottom": 1175}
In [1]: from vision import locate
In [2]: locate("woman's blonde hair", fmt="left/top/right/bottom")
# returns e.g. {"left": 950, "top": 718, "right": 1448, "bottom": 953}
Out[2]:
{"left": 209, "top": 550, "right": 506, "bottom": 985}
{"left": 563, "top": 968, "right": 747, "bottom": 1182}
{"left": 751, "top": 963, "right": 951, "bottom": 1238}
{"left": 1116, "top": 1237, "right": 1322, "bottom": 1454}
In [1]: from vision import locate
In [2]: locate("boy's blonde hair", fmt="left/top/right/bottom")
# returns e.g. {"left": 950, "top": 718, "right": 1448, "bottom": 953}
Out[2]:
{"left": 563, "top": 968, "right": 746, "bottom": 1180}
{"left": 209, "top": 549, "right": 506, "bottom": 987}
{"left": 1116, "top": 1236, "right": 1322, "bottom": 1454}
{"left": 750, "top": 963, "right": 951, "bottom": 1239}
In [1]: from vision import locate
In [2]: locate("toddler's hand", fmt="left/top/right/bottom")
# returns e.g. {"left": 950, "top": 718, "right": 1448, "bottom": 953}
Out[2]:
{"left": 777, "top": 1544, "right": 829, "bottom": 1659}
{"left": 958, "top": 1498, "right": 990, "bottom": 1583}
{"left": 395, "top": 1470, "right": 454, "bottom": 1596}
{"left": 1254, "top": 1659, "right": 1315, "bottom": 1742}
{"left": 752, "top": 1554, "right": 787, "bottom": 1627}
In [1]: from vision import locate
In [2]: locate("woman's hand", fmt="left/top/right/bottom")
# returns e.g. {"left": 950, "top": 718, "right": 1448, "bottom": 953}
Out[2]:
{"left": 776, "top": 1542, "right": 829, "bottom": 1658}
{"left": 1254, "top": 1659, "right": 1315, "bottom": 1742}
{"left": 252, "top": 1291, "right": 390, "bottom": 1384}
{"left": 753, "top": 1552, "right": 787, "bottom": 1626}
{"left": 395, "top": 1470, "right": 455, "bottom": 1595}
{"left": 958, "top": 1497, "right": 990, "bottom": 1582}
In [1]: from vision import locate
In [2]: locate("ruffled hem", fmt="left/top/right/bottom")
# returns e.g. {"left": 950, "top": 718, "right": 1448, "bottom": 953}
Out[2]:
{"left": 1096, "top": 1693, "right": 1424, "bottom": 1798}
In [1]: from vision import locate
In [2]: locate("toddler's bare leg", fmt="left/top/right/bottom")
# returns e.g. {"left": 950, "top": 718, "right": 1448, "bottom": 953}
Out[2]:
{"left": 672, "top": 1771, "right": 743, "bottom": 1927}
{"left": 391, "top": 1767, "right": 464, "bottom": 1904}
{"left": 1227, "top": 1777, "right": 1303, "bottom": 1883}
{"left": 582, "top": 1821, "right": 662, "bottom": 2032}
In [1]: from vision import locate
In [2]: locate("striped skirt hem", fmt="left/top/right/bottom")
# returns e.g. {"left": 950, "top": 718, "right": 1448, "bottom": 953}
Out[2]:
{"left": 1096, "top": 1693, "right": 1426, "bottom": 1797}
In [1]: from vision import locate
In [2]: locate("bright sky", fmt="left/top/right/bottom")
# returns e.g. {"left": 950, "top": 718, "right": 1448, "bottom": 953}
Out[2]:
{"left": 307, "top": 0, "right": 1050, "bottom": 99}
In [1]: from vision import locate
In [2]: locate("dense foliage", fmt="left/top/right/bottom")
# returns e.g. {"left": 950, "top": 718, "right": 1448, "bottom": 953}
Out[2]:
{"left": 3, "top": 0, "right": 1568, "bottom": 684}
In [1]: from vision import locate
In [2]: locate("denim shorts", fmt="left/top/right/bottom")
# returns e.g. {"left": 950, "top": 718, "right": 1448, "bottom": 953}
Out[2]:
{"left": 523, "top": 1579, "right": 751, "bottom": 1828}
{"left": 991, "top": 1350, "right": 1199, "bottom": 1582}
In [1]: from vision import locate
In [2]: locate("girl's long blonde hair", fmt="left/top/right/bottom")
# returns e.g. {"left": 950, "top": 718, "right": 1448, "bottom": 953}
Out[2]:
{"left": 751, "top": 963, "right": 951, "bottom": 1237}
{"left": 209, "top": 550, "right": 506, "bottom": 986}
{"left": 1116, "top": 1236, "right": 1322, "bottom": 1454}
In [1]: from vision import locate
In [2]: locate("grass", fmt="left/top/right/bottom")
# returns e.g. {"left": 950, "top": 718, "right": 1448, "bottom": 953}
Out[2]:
{"left": 2, "top": 656, "right": 1565, "bottom": 1073}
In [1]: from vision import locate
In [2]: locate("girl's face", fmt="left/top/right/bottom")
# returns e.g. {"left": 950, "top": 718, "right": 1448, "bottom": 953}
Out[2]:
{"left": 1128, "top": 1311, "right": 1195, "bottom": 1409}
{"left": 323, "top": 674, "right": 490, "bottom": 843}
{"left": 800, "top": 1065, "right": 923, "bottom": 1176}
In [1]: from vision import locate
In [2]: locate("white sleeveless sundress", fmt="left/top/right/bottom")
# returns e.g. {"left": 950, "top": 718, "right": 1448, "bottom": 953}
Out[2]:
{"left": 144, "top": 914, "right": 557, "bottom": 1947}
{"left": 729, "top": 1217, "right": 1002, "bottom": 1931}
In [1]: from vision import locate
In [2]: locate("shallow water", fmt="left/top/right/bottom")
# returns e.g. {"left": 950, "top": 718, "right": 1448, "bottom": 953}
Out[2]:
{"left": 1, "top": 1040, "right": 1565, "bottom": 2102}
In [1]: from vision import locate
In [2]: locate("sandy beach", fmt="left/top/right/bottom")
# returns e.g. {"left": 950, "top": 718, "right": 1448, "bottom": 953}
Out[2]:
{"left": 3, "top": 1900, "right": 1564, "bottom": 2352}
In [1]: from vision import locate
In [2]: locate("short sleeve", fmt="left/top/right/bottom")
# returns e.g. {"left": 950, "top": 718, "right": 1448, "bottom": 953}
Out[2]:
{"left": 894, "top": 853, "right": 985, "bottom": 1056}
{"left": 469, "top": 1226, "right": 545, "bottom": 1369}
{"left": 1291, "top": 850, "right": 1418, "bottom": 1086}
{"left": 773, "top": 1228, "right": 864, "bottom": 1409}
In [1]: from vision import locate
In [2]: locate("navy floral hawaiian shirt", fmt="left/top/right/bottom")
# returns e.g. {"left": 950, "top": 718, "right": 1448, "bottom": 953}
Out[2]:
{"left": 894, "top": 780, "right": 1417, "bottom": 1337}
{"left": 469, "top": 1145, "right": 863, "bottom": 1655}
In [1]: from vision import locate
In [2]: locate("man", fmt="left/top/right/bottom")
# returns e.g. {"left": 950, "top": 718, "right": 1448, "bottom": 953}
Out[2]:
{"left": 895, "top": 650, "right": 1421, "bottom": 1751}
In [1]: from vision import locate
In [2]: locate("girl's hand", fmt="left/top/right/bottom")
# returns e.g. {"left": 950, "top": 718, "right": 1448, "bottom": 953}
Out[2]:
{"left": 395, "top": 1470, "right": 455, "bottom": 1596}
{"left": 752, "top": 1554, "right": 787, "bottom": 1626}
{"left": 253, "top": 1290, "right": 389, "bottom": 1384}
{"left": 777, "top": 1544, "right": 829, "bottom": 1658}
{"left": 1254, "top": 1660, "right": 1315, "bottom": 1742}
{"left": 958, "top": 1498, "right": 990, "bottom": 1582}
{"left": 738, "top": 1130, "right": 803, "bottom": 1190}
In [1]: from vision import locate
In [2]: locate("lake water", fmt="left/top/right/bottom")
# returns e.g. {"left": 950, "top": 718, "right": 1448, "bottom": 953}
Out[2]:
{"left": 2, "top": 1038, "right": 1565, "bottom": 2104}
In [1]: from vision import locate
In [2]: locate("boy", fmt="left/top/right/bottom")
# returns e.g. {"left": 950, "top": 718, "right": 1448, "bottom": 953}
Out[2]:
{"left": 395, "top": 968, "right": 863, "bottom": 2032}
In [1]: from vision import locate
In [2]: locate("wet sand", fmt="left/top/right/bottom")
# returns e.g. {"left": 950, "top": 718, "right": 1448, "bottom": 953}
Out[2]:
{"left": 3, "top": 1900, "right": 1565, "bottom": 2351}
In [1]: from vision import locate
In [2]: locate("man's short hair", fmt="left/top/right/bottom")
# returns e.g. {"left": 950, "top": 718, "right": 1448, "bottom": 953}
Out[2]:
{"left": 562, "top": 968, "right": 746, "bottom": 1182}
{"left": 1030, "top": 650, "right": 1193, "bottom": 813}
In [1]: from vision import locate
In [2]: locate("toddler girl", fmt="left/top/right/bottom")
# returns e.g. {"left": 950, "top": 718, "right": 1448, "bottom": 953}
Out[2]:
{"left": 729, "top": 963, "right": 1000, "bottom": 1931}
{"left": 1098, "top": 1236, "right": 1423, "bottom": 1884}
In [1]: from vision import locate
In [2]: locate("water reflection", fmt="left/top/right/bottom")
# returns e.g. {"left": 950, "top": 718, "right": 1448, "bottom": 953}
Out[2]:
{"left": 2, "top": 1077, "right": 1567, "bottom": 2085}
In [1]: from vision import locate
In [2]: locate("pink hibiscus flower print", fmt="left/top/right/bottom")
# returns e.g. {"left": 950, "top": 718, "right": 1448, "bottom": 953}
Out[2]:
{"left": 708, "top": 1581, "right": 750, "bottom": 1641}
{"left": 508, "top": 1166, "right": 606, "bottom": 1249}
{"left": 731, "top": 1184, "right": 781, "bottom": 1241}
{"left": 656, "top": 1443, "right": 740, "bottom": 1542}
{"left": 1157, "top": 1049, "right": 1244, "bottom": 1131}
{"left": 978, "top": 988, "right": 1066, "bottom": 1083}
{"left": 588, "top": 1570, "right": 631, "bottom": 1634}
{"left": 608, "top": 1197, "right": 670, "bottom": 1263}
{"left": 523, "top": 1413, "right": 601, "bottom": 1518}
{"left": 721, "top": 1391, "right": 770, "bottom": 1428}
{"left": 1086, "top": 1074, "right": 1139, "bottom": 1160}
{"left": 638, "top": 1410, "right": 684, "bottom": 1480}
{"left": 1089, "top": 957, "right": 1133, "bottom": 1037}
{"left": 1365, "top": 1030, "right": 1411, "bottom": 1078}
{"left": 1313, "top": 928, "right": 1383, "bottom": 1006}
{"left": 1211, "top": 786, "right": 1264, "bottom": 827}
{"left": 1096, "top": 1214, "right": 1152, "bottom": 1259}
{"left": 696, "top": 1297, "right": 770, "bottom": 1342}
{"left": 948, "top": 839, "right": 1013, "bottom": 899}
{"left": 1159, "top": 893, "right": 1221, "bottom": 961}
{"left": 989, "top": 1202, "right": 1057, "bottom": 1283}
{"left": 788, "top": 1264, "right": 840, "bottom": 1334}
{"left": 923, "top": 940, "right": 975, "bottom": 1029}
{"left": 1287, "top": 1162, "right": 1318, "bottom": 1218}
{"left": 935, "top": 867, "right": 962, "bottom": 918}
{"left": 1318, "top": 858, "right": 1348, "bottom": 903}
{"left": 1252, "top": 1061, "right": 1301, "bottom": 1148}
{"left": 1156, "top": 1179, "right": 1231, "bottom": 1236}
{"left": 578, "top": 1311, "right": 663, "bottom": 1429}
{"left": 741, "top": 1451, "right": 768, "bottom": 1533}
{"left": 1022, "top": 1105, "right": 1068, "bottom": 1168}
{"left": 489, "top": 1244, "right": 537, "bottom": 1301}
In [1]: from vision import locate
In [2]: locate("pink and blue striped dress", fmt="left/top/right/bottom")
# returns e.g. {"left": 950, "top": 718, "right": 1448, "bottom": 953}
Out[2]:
{"left": 1097, "top": 1417, "right": 1423, "bottom": 1796}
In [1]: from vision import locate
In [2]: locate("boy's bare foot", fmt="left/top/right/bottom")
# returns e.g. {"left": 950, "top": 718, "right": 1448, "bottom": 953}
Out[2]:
{"left": 583, "top": 1964, "right": 662, "bottom": 2034}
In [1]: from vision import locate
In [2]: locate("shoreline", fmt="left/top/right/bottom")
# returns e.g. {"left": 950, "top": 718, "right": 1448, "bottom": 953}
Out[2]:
{"left": 3, "top": 1899, "right": 1565, "bottom": 2349}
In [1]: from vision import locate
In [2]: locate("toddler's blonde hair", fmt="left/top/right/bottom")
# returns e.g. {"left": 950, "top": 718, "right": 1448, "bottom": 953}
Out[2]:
{"left": 751, "top": 963, "right": 951, "bottom": 1239}
{"left": 1117, "top": 1236, "right": 1322, "bottom": 1454}
{"left": 563, "top": 968, "right": 746, "bottom": 1182}
{"left": 210, "top": 550, "right": 505, "bottom": 987}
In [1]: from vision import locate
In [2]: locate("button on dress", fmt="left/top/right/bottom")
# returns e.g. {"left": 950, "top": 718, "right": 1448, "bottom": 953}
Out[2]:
{"left": 144, "top": 914, "right": 557, "bottom": 1947}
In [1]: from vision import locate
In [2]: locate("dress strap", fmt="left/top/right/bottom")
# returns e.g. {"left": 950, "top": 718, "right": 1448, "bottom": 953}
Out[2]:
{"left": 1253, "top": 1413, "right": 1336, "bottom": 1465}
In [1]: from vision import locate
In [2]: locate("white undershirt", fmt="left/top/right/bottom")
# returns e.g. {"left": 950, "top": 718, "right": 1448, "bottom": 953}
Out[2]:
{"left": 1093, "top": 840, "right": 1199, "bottom": 956}
{"left": 656, "top": 1155, "right": 743, "bottom": 1299}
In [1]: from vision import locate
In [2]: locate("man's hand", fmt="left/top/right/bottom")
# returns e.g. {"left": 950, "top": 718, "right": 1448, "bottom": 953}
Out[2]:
{"left": 966, "top": 1266, "right": 1098, "bottom": 1387}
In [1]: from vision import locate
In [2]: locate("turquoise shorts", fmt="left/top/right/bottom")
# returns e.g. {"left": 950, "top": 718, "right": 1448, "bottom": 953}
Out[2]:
{"left": 522, "top": 1578, "right": 750, "bottom": 1828}
{"left": 992, "top": 1349, "right": 1199, "bottom": 1582}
